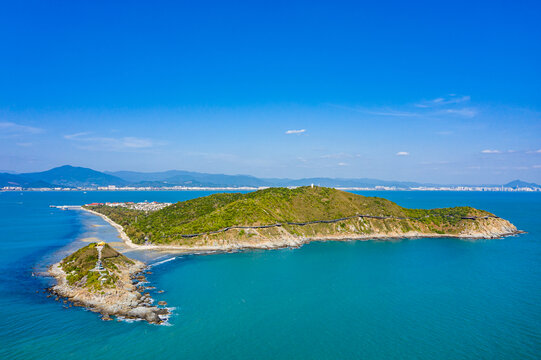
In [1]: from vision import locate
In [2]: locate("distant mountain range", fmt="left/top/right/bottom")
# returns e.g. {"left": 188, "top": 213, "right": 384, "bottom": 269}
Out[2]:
{"left": 0, "top": 165, "right": 128, "bottom": 188}
{"left": 502, "top": 179, "right": 541, "bottom": 189}
{"left": 106, "top": 170, "right": 267, "bottom": 188}
{"left": 1, "top": 165, "right": 540, "bottom": 190}
{"left": 105, "top": 170, "right": 440, "bottom": 188}
{"left": 0, "top": 173, "right": 53, "bottom": 188}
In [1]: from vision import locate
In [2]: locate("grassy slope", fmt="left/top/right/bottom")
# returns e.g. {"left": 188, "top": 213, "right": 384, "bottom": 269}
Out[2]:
{"left": 60, "top": 243, "right": 134, "bottom": 290}
{"left": 85, "top": 187, "right": 492, "bottom": 244}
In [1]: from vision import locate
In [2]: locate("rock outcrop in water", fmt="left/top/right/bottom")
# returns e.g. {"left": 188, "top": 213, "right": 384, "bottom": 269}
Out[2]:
{"left": 48, "top": 243, "right": 169, "bottom": 324}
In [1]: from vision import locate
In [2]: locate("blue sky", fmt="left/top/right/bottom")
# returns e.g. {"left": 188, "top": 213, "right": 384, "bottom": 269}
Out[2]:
{"left": 0, "top": 1, "right": 540, "bottom": 184}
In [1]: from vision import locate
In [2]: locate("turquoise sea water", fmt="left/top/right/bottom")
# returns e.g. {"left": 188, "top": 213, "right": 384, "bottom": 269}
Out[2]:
{"left": 0, "top": 190, "right": 539, "bottom": 359}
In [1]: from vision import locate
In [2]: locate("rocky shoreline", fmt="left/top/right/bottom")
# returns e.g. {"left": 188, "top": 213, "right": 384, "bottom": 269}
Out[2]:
{"left": 80, "top": 206, "right": 521, "bottom": 253}
{"left": 48, "top": 245, "right": 171, "bottom": 324}
{"left": 47, "top": 205, "right": 522, "bottom": 326}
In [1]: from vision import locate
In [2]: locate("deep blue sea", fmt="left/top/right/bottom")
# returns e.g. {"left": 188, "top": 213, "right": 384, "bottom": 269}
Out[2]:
{"left": 0, "top": 190, "right": 539, "bottom": 359}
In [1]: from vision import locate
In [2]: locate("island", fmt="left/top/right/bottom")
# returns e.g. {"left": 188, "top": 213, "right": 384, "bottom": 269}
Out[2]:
{"left": 83, "top": 186, "right": 518, "bottom": 250}
{"left": 49, "top": 242, "right": 170, "bottom": 324}
{"left": 50, "top": 186, "right": 519, "bottom": 323}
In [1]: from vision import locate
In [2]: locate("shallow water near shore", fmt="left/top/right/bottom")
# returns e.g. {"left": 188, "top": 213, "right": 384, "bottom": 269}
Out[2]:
{"left": 0, "top": 190, "right": 540, "bottom": 359}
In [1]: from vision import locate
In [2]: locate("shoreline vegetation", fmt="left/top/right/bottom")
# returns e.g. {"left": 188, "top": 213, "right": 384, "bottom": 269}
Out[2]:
{"left": 48, "top": 242, "right": 170, "bottom": 324}
{"left": 49, "top": 187, "right": 520, "bottom": 324}
{"left": 83, "top": 186, "right": 520, "bottom": 252}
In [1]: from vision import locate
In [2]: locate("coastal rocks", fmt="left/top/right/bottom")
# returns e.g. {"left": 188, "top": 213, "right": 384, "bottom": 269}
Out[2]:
{"left": 457, "top": 217, "right": 519, "bottom": 238}
{"left": 126, "top": 307, "right": 161, "bottom": 323}
{"left": 80, "top": 188, "right": 523, "bottom": 256}
{"left": 48, "top": 244, "right": 171, "bottom": 325}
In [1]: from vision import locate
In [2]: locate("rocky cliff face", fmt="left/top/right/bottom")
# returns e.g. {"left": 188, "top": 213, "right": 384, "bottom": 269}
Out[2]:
{"left": 176, "top": 216, "right": 519, "bottom": 250}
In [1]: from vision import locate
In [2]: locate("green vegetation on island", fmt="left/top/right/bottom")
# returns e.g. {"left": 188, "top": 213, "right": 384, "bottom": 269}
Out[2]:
{"left": 50, "top": 242, "right": 170, "bottom": 324}
{"left": 60, "top": 243, "right": 134, "bottom": 290}
{"left": 83, "top": 186, "right": 511, "bottom": 246}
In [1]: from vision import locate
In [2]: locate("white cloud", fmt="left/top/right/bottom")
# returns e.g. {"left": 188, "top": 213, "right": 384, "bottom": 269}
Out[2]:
{"left": 532, "top": 165, "right": 541, "bottom": 169}
{"left": 0, "top": 122, "right": 43, "bottom": 137}
{"left": 396, "top": 151, "right": 410, "bottom": 156}
{"left": 64, "top": 132, "right": 91, "bottom": 140}
{"left": 64, "top": 132, "right": 157, "bottom": 151}
{"left": 415, "top": 95, "right": 471, "bottom": 108}
{"left": 337, "top": 162, "right": 348, "bottom": 166}
{"left": 121, "top": 137, "right": 153, "bottom": 148}
{"left": 327, "top": 104, "right": 416, "bottom": 117}
{"left": 320, "top": 152, "right": 362, "bottom": 159}
{"left": 442, "top": 108, "right": 477, "bottom": 118}
{"left": 481, "top": 149, "right": 501, "bottom": 154}
{"left": 365, "top": 110, "right": 416, "bottom": 117}
{"left": 285, "top": 129, "right": 306, "bottom": 135}
{"left": 329, "top": 96, "right": 476, "bottom": 119}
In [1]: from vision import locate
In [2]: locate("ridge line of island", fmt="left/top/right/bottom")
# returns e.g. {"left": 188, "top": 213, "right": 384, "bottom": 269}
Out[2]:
{"left": 53, "top": 205, "right": 506, "bottom": 240}
{"left": 47, "top": 186, "right": 523, "bottom": 324}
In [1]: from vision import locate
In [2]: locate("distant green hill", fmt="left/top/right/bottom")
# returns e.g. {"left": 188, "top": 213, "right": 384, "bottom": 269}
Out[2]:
{"left": 86, "top": 187, "right": 515, "bottom": 246}
{"left": 504, "top": 179, "right": 541, "bottom": 189}
{"left": 0, "top": 173, "right": 54, "bottom": 188}
{"left": 22, "top": 165, "right": 128, "bottom": 187}
{"left": 107, "top": 170, "right": 270, "bottom": 187}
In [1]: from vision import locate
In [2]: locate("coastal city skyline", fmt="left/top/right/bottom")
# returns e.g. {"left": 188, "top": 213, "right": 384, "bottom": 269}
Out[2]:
{"left": 1, "top": 1, "right": 540, "bottom": 184}
{"left": 1, "top": 164, "right": 540, "bottom": 192}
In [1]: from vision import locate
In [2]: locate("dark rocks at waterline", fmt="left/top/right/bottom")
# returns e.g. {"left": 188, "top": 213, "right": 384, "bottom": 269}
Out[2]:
{"left": 48, "top": 262, "right": 171, "bottom": 325}
{"left": 125, "top": 307, "right": 167, "bottom": 324}
{"left": 146, "top": 312, "right": 161, "bottom": 324}
{"left": 155, "top": 308, "right": 169, "bottom": 316}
